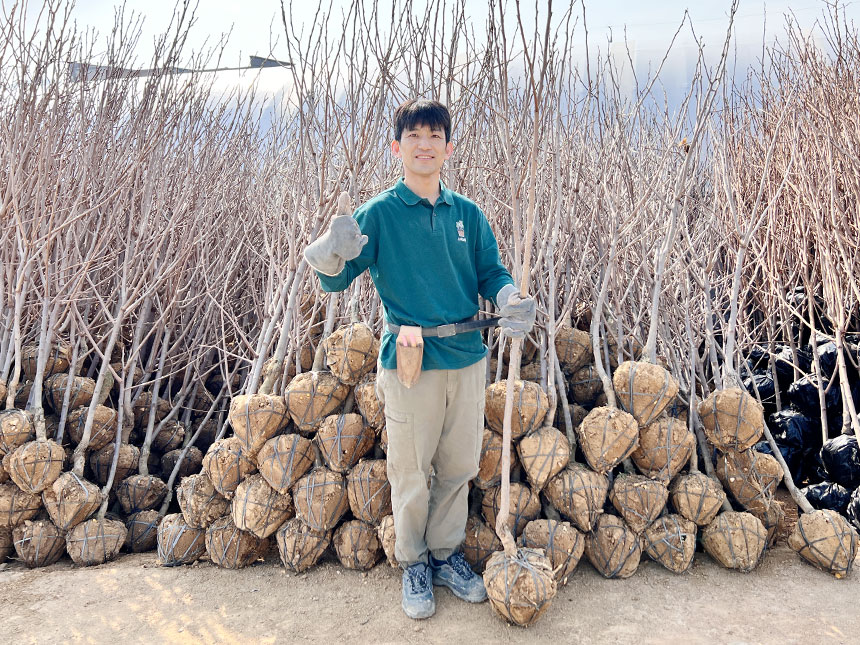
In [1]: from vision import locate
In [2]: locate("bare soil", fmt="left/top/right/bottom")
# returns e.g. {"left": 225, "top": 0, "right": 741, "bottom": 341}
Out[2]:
{"left": 0, "top": 543, "right": 857, "bottom": 645}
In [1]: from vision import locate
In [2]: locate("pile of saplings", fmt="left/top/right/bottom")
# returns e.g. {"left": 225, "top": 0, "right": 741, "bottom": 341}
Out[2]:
{"left": 2, "top": 320, "right": 857, "bottom": 608}
{"left": 0, "top": 345, "right": 221, "bottom": 568}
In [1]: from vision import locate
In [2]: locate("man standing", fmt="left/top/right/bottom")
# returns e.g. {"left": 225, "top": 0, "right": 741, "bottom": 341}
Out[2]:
{"left": 304, "top": 99, "right": 535, "bottom": 619}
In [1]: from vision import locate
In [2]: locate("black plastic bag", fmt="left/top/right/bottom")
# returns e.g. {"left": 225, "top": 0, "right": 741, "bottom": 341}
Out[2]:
{"left": 768, "top": 408, "right": 820, "bottom": 451}
{"left": 800, "top": 481, "right": 852, "bottom": 515}
{"left": 745, "top": 345, "right": 769, "bottom": 372}
{"left": 847, "top": 486, "right": 860, "bottom": 531}
{"left": 743, "top": 371, "right": 777, "bottom": 413}
{"left": 813, "top": 341, "right": 839, "bottom": 381}
{"left": 787, "top": 374, "right": 840, "bottom": 417}
{"left": 820, "top": 434, "right": 860, "bottom": 489}
{"left": 773, "top": 345, "right": 813, "bottom": 387}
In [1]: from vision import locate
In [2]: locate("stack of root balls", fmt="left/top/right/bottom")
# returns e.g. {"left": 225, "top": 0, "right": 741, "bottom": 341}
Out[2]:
{"left": 4, "top": 321, "right": 858, "bottom": 624}
{"left": 0, "top": 342, "right": 223, "bottom": 568}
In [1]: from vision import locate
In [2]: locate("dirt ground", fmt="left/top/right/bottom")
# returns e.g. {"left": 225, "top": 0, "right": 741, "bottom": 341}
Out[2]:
{"left": 0, "top": 543, "right": 857, "bottom": 645}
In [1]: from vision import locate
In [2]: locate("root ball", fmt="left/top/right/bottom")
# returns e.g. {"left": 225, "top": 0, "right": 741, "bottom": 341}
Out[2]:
{"left": 481, "top": 482, "right": 541, "bottom": 538}
{"left": 347, "top": 459, "right": 391, "bottom": 525}
{"left": 124, "top": 510, "right": 160, "bottom": 552}
{"left": 232, "top": 474, "right": 294, "bottom": 539}
{"left": 613, "top": 361, "right": 680, "bottom": 426}
{"left": 642, "top": 514, "right": 697, "bottom": 574}
{"left": 176, "top": 473, "right": 230, "bottom": 529}
{"left": 323, "top": 322, "right": 380, "bottom": 386}
{"left": 702, "top": 511, "right": 767, "bottom": 572}
{"left": 517, "top": 426, "right": 570, "bottom": 491}
{"left": 284, "top": 371, "right": 350, "bottom": 434}
{"left": 609, "top": 474, "right": 669, "bottom": 534}
{"left": 158, "top": 513, "right": 207, "bottom": 566}
{"left": 12, "top": 519, "right": 66, "bottom": 568}
{"left": 293, "top": 466, "right": 349, "bottom": 532}
{"left": 788, "top": 509, "right": 858, "bottom": 578}
{"left": 256, "top": 434, "right": 315, "bottom": 494}
{"left": 585, "top": 514, "right": 642, "bottom": 579}
{"left": 518, "top": 519, "right": 585, "bottom": 584}
{"left": 545, "top": 463, "right": 609, "bottom": 532}
{"left": 670, "top": 473, "right": 726, "bottom": 527}
{"left": 206, "top": 515, "right": 268, "bottom": 569}
{"left": 66, "top": 518, "right": 128, "bottom": 566}
{"left": 575, "top": 406, "right": 639, "bottom": 474}
{"left": 631, "top": 417, "right": 694, "bottom": 480}
{"left": 484, "top": 380, "right": 549, "bottom": 440}
{"left": 276, "top": 517, "right": 331, "bottom": 573}
{"left": 483, "top": 548, "right": 557, "bottom": 627}
{"left": 228, "top": 394, "right": 289, "bottom": 454}
{"left": 202, "top": 437, "right": 257, "bottom": 500}
{"left": 699, "top": 388, "right": 764, "bottom": 452}
{"left": 316, "top": 413, "right": 375, "bottom": 473}
{"left": 332, "top": 519, "right": 381, "bottom": 570}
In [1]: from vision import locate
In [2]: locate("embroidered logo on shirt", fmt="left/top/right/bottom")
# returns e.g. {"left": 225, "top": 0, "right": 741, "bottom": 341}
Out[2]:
{"left": 456, "top": 220, "right": 466, "bottom": 242}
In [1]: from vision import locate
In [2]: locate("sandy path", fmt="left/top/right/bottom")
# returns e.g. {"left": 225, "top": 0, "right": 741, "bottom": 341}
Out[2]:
{"left": 0, "top": 545, "right": 856, "bottom": 645}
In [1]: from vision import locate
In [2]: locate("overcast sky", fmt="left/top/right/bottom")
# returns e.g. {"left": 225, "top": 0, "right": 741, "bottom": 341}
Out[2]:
{"left": 13, "top": 1, "right": 858, "bottom": 103}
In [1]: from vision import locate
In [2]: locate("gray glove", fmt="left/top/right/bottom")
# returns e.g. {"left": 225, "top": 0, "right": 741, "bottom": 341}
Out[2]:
{"left": 496, "top": 283, "right": 536, "bottom": 339}
{"left": 304, "top": 215, "right": 368, "bottom": 276}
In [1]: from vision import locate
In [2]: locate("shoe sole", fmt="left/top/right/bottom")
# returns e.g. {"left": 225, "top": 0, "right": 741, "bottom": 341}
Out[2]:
{"left": 432, "top": 573, "right": 488, "bottom": 603}
{"left": 402, "top": 599, "right": 436, "bottom": 620}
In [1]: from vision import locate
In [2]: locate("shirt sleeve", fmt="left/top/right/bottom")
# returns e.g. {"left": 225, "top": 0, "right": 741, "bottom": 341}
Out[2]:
{"left": 474, "top": 208, "right": 514, "bottom": 304}
{"left": 316, "top": 207, "right": 378, "bottom": 293}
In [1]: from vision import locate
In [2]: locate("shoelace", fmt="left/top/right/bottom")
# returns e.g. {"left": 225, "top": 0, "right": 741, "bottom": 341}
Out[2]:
{"left": 407, "top": 565, "right": 430, "bottom": 593}
{"left": 448, "top": 553, "right": 475, "bottom": 579}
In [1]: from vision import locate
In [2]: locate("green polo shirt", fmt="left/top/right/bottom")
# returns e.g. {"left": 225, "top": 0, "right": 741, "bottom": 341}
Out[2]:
{"left": 317, "top": 178, "right": 514, "bottom": 370}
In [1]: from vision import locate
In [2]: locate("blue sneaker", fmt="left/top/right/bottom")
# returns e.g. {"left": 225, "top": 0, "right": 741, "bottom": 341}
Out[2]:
{"left": 401, "top": 562, "right": 435, "bottom": 619}
{"left": 430, "top": 552, "right": 488, "bottom": 603}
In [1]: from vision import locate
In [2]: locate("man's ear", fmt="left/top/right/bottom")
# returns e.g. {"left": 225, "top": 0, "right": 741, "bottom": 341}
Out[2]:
{"left": 391, "top": 139, "right": 402, "bottom": 159}
{"left": 445, "top": 141, "right": 453, "bottom": 159}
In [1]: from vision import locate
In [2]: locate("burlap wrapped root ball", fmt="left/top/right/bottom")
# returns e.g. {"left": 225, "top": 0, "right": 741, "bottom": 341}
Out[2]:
{"left": 4, "top": 439, "right": 65, "bottom": 493}
{"left": 702, "top": 511, "right": 767, "bottom": 572}
{"left": 89, "top": 443, "right": 139, "bottom": 488}
{"left": 485, "top": 380, "right": 549, "bottom": 440}
{"left": 161, "top": 446, "right": 204, "bottom": 480}
{"left": 66, "top": 518, "right": 128, "bottom": 566}
{"left": 354, "top": 374, "right": 385, "bottom": 431}
{"left": 0, "top": 409, "right": 34, "bottom": 456}
{"left": 44, "top": 374, "right": 96, "bottom": 412}
{"left": 463, "top": 515, "right": 500, "bottom": 573}
{"left": 575, "top": 407, "right": 639, "bottom": 474}
{"left": 43, "top": 472, "right": 102, "bottom": 530}
{"left": 176, "top": 473, "right": 230, "bottom": 528}
{"left": 517, "top": 426, "right": 570, "bottom": 491}
{"left": 277, "top": 517, "right": 331, "bottom": 573}
{"left": 66, "top": 405, "right": 117, "bottom": 451}
{"left": 483, "top": 547, "right": 557, "bottom": 627}
{"left": 788, "top": 509, "right": 859, "bottom": 578}
{"left": 228, "top": 393, "right": 289, "bottom": 454}
{"left": 323, "top": 322, "right": 380, "bottom": 386}
{"left": 316, "top": 413, "right": 375, "bottom": 473}
{"left": 333, "top": 519, "right": 381, "bottom": 570}
{"left": 482, "top": 482, "right": 541, "bottom": 537}
{"left": 545, "top": 463, "right": 609, "bottom": 532}
{"left": 751, "top": 501, "right": 786, "bottom": 548}
{"left": 0, "top": 481, "right": 41, "bottom": 528}
{"left": 377, "top": 514, "right": 398, "bottom": 567}
{"left": 609, "top": 474, "right": 669, "bottom": 534}
{"left": 518, "top": 519, "right": 585, "bottom": 585}
{"left": 132, "top": 392, "right": 171, "bottom": 430}
{"left": 585, "top": 514, "right": 642, "bottom": 579}
{"left": 475, "top": 428, "right": 519, "bottom": 490}
{"left": 21, "top": 343, "right": 71, "bottom": 380}
{"left": 232, "top": 474, "right": 294, "bottom": 539}
{"left": 670, "top": 473, "right": 726, "bottom": 527}
{"left": 613, "top": 361, "right": 680, "bottom": 427}
{"left": 117, "top": 474, "right": 168, "bottom": 515}
{"left": 569, "top": 364, "right": 604, "bottom": 406}
{"left": 125, "top": 510, "right": 160, "bottom": 552}
{"left": 12, "top": 519, "right": 66, "bottom": 568}
{"left": 206, "top": 515, "right": 268, "bottom": 569}
{"left": 256, "top": 433, "right": 315, "bottom": 494}
{"left": 631, "top": 417, "right": 694, "bottom": 480}
{"left": 152, "top": 420, "right": 186, "bottom": 453}
{"left": 698, "top": 388, "right": 764, "bottom": 452}
{"left": 347, "top": 459, "right": 391, "bottom": 525}
{"left": 157, "top": 513, "right": 207, "bottom": 566}
{"left": 284, "top": 371, "right": 350, "bottom": 434}
{"left": 0, "top": 525, "right": 13, "bottom": 561}
{"left": 715, "top": 448, "right": 783, "bottom": 514}
{"left": 293, "top": 466, "right": 349, "bottom": 532}
{"left": 555, "top": 326, "right": 592, "bottom": 374}
{"left": 643, "top": 514, "right": 697, "bottom": 573}
{"left": 202, "top": 436, "right": 257, "bottom": 500}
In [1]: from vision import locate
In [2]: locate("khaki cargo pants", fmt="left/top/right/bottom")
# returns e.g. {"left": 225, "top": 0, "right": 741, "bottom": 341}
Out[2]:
{"left": 377, "top": 357, "right": 486, "bottom": 567}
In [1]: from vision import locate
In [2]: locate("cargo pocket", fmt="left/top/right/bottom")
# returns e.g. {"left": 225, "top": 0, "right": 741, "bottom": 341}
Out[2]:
{"left": 384, "top": 407, "right": 417, "bottom": 474}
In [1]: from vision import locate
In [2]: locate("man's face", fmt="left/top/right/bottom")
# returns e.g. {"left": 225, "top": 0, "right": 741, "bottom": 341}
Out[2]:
{"left": 391, "top": 123, "right": 453, "bottom": 180}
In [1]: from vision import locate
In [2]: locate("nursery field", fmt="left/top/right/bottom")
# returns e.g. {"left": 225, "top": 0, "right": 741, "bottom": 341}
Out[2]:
{"left": 1, "top": 545, "right": 857, "bottom": 644}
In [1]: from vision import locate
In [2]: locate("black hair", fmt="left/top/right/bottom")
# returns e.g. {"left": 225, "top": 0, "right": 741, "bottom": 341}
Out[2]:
{"left": 393, "top": 99, "right": 452, "bottom": 143}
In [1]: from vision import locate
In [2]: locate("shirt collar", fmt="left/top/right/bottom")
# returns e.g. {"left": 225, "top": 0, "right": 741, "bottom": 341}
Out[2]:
{"left": 394, "top": 177, "right": 454, "bottom": 207}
